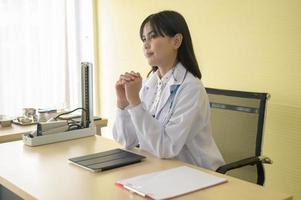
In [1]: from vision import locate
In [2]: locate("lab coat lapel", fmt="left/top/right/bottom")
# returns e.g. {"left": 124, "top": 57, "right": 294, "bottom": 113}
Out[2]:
{"left": 155, "top": 83, "right": 173, "bottom": 116}
{"left": 155, "top": 63, "right": 187, "bottom": 116}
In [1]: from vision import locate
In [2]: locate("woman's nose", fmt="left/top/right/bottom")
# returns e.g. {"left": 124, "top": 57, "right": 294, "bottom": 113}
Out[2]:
{"left": 143, "top": 41, "right": 150, "bottom": 49}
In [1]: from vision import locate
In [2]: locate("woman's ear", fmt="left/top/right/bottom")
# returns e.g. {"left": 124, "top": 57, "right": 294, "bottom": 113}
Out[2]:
{"left": 173, "top": 33, "right": 183, "bottom": 49}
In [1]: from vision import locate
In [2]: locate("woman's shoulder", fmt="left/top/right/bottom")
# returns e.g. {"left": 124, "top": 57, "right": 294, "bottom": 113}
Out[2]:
{"left": 184, "top": 72, "right": 203, "bottom": 87}
{"left": 181, "top": 72, "right": 208, "bottom": 96}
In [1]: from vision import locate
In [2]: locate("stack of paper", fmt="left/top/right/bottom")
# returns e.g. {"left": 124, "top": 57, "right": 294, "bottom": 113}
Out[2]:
{"left": 116, "top": 166, "right": 227, "bottom": 199}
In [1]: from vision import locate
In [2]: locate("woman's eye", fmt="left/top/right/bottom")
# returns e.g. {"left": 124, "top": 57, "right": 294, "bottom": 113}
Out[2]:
{"left": 142, "top": 32, "right": 157, "bottom": 42}
{"left": 150, "top": 34, "right": 157, "bottom": 39}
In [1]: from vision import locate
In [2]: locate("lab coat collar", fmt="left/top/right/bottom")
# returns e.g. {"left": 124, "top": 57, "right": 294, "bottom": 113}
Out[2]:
{"left": 143, "top": 62, "right": 187, "bottom": 117}
{"left": 168, "top": 62, "right": 187, "bottom": 89}
{"left": 144, "top": 62, "right": 187, "bottom": 90}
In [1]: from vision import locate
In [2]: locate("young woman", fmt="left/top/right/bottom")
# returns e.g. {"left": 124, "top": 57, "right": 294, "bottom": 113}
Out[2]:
{"left": 113, "top": 10, "right": 224, "bottom": 170}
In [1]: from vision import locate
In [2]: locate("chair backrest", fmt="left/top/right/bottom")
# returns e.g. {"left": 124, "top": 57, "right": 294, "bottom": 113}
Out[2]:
{"left": 206, "top": 87, "right": 269, "bottom": 184}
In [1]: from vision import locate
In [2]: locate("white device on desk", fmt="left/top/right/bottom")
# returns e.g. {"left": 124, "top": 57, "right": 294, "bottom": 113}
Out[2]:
{"left": 23, "top": 62, "right": 95, "bottom": 146}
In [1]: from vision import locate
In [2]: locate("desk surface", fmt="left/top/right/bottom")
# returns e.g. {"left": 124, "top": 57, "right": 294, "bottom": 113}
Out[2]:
{"left": 0, "top": 136, "right": 292, "bottom": 200}
{"left": 0, "top": 119, "right": 108, "bottom": 143}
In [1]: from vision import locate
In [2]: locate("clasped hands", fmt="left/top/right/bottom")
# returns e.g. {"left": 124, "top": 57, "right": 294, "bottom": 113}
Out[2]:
{"left": 116, "top": 71, "right": 142, "bottom": 109}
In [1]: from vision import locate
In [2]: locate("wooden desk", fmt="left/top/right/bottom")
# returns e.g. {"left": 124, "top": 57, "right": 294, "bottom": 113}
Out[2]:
{"left": 0, "top": 136, "right": 292, "bottom": 200}
{"left": 0, "top": 119, "right": 108, "bottom": 143}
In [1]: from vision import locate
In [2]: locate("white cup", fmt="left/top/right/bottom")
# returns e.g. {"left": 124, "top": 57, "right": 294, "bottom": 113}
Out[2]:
{"left": 0, "top": 115, "right": 13, "bottom": 127}
{"left": 23, "top": 108, "right": 36, "bottom": 118}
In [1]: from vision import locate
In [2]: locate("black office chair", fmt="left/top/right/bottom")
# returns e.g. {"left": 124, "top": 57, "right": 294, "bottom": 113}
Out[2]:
{"left": 205, "top": 87, "right": 272, "bottom": 185}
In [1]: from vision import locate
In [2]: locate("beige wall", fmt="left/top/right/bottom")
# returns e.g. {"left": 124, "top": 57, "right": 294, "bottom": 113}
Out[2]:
{"left": 95, "top": 0, "right": 301, "bottom": 199}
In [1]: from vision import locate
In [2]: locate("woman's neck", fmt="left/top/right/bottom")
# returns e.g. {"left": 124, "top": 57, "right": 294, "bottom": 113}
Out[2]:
{"left": 158, "top": 59, "right": 178, "bottom": 78}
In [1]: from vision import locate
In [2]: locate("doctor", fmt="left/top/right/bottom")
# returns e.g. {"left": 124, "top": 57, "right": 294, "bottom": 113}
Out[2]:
{"left": 113, "top": 10, "right": 224, "bottom": 170}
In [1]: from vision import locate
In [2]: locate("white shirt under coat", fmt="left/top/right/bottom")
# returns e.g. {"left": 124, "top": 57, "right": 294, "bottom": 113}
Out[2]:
{"left": 113, "top": 62, "right": 225, "bottom": 170}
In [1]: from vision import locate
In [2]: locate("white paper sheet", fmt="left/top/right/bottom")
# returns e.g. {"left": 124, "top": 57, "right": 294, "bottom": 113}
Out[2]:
{"left": 116, "top": 166, "right": 227, "bottom": 199}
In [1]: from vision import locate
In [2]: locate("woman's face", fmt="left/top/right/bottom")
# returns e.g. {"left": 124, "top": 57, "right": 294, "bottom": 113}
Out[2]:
{"left": 142, "top": 22, "right": 177, "bottom": 68}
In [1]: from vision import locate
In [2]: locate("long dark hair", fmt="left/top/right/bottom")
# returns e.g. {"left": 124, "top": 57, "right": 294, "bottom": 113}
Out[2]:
{"left": 140, "top": 10, "right": 202, "bottom": 79}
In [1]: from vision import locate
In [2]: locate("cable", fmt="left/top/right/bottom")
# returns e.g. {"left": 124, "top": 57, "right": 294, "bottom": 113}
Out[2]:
{"left": 54, "top": 107, "right": 88, "bottom": 130}
{"left": 54, "top": 108, "right": 87, "bottom": 120}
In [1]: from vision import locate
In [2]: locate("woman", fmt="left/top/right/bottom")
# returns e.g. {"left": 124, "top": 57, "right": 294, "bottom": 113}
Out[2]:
{"left": 113, "top": 10, "right": 224, "bottom": 170}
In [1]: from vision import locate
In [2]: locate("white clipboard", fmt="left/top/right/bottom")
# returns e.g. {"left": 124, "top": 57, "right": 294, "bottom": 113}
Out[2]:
{"left": 116, "top": 166, "right": 227, "bottom": 199}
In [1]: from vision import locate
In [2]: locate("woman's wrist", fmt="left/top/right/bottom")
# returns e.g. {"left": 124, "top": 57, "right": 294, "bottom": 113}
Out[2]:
{"left": 117, "top": 100, "right": 129, "bottom": 110}
{"left": 129, "top": 99, "right": 141, "bottom": 107}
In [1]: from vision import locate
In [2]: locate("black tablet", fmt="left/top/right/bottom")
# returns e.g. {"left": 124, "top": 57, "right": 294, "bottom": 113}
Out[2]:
{"left": 69, "top": 148, "right": 146, "bottom": 172}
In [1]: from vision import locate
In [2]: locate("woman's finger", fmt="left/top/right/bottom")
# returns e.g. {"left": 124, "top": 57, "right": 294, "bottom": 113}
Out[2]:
{"left": 125, "top": 72, "right": 139, "bottom": 80}
{"left": 120, "top": 74, "right": 133, "bottom": 81}
{"left": 121, "top": 73, "right": 136, "bottom": 81}
{"left": 129, "top": 71, "right": 141, "bottom": 78}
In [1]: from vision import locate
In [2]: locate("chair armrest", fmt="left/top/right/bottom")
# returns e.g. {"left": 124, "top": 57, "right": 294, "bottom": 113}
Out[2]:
{"left": 216, "top": 156, "right": 272, "bottom": 174}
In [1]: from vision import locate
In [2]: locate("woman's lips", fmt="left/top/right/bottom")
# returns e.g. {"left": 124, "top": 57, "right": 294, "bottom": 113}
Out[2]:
{"left": 145, "top": 52, "right": 154, "bottom": 58}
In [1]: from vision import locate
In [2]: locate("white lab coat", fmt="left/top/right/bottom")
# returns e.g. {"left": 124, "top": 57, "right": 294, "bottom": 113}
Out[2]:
{"left": 113, "top": 62, "right": 224, "bottom": 170}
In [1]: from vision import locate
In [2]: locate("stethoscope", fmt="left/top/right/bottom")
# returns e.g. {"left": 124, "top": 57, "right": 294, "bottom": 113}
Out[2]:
{"left": 153, "top": 69, "right": 188, "bottom": 123}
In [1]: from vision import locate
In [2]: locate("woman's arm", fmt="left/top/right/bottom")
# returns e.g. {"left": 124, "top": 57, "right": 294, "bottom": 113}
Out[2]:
{"left": 127, "top": 81, "right": 205, "bottom": 158}
{"left": 112, "top": 74, "right": 140, "bottom": 148}
{"left": 112, "top": 108, "right": 139, "bottom": 149}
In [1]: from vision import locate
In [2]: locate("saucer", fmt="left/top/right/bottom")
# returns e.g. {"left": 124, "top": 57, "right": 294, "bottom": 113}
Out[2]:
{"left": 13, "top": 117, "right": 37, "bottom": 126}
